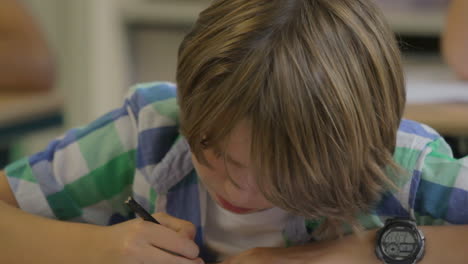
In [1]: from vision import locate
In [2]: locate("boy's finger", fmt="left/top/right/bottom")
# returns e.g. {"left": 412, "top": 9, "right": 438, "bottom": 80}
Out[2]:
{"left": 144, "top": 244, "right": 204, "bottom": 264}
{"left": 142, "top": 221, "right": 200, "bottom": 259}
{"left": 153, "top": 212, "right": 197, "bottom": 240}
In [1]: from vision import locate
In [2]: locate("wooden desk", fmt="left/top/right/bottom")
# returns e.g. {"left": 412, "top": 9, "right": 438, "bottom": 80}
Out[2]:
{"left": 403, "top": 55, "right": 468, "bottom": 137}
{"left": 0, "top": 92, "right": 63, "bottom": 138}
{"left": 404, "top": 103, "right": 468, "bottom": 137}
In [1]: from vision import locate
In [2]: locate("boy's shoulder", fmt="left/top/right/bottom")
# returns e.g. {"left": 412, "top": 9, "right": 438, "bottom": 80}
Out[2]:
{"left": 392, "top": 119, "right": 443, "bottom": 183}
{"left": 126, "top": 82, "right": 180, "bottom": 124}
{"left": 396, "top": 119, "right": 442, "bottom": 152}
{"left": 398, "top": 119, "right": 440, "bottom": 140}
{"left": 128, "top": 81, "right": 177, "bottom": 101}
{"left": 392, "top": 119, "right": 445, "bottom": 185}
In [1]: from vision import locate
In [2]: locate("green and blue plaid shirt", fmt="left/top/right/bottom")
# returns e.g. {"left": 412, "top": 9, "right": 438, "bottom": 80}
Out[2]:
{"left": 5, "top": 82, "right": 468, "bottom": 260}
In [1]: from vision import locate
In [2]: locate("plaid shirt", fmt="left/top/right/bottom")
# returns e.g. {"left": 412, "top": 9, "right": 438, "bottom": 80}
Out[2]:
{"left": 5, "top": 82, "right": 468, "bottom": 260}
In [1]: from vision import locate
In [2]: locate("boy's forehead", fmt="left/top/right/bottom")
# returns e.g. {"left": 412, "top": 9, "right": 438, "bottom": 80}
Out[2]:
{"left": 220, "top": 119, "right": 252, "bottom": 168}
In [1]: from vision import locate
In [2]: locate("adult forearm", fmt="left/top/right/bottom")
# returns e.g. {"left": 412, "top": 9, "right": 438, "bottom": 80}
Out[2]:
{"left": 0, "top": 201, "right": 101, "bottom": 264}
{"left": 442, "top": 0, "right": 468, "bottom": 79}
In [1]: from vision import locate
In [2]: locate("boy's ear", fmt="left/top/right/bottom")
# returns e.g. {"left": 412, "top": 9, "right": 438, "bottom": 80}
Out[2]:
{"left": 200, "top": 136, "right": 209, "bottom": 149}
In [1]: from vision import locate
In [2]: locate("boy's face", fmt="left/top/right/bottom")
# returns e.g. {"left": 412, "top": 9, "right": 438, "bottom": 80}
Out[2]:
{"left": 191, "top": 120, "right": 274, "bottom": 214}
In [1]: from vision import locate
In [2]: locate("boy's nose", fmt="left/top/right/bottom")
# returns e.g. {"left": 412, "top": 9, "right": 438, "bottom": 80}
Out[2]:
{"left": 225, "top": 182, "right": 264, "bottom": 208}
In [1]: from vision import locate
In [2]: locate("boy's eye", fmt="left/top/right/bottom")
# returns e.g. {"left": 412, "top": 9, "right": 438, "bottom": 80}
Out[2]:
{"left": 212, "top": 148, "right": 247, "bottom": 169}
{"left": 214, "top": 150, "right": 224, "bottom": 159}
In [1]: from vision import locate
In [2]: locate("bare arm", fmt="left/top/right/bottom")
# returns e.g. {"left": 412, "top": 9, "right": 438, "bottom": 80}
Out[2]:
{"left": 218, "top": 226, "right": 468, "bottom": 264}
{"left": 0, "top": 200, "right": 105, "bottom": 264}
{"left": 0, "top": 170, "right": 19, "bottom": 207}
{"left": 0, "top": 0, "right": 55, "bottom": 91}
{"left": 0, "top": 171, "right": 202, "bottom": 264}
{"left": 442, "top": 0, "right": 468, "bottom": 80}
{"left": 0, "top": 171, "right": 102, "bottom": 263}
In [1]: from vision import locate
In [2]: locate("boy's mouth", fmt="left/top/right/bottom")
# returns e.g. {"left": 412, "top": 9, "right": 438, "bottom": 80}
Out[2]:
{"left": 215, "top": 194, "right": 256, "bottom": 214}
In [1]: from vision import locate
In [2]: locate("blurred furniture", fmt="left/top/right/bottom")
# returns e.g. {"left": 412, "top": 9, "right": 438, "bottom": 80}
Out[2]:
{"left": 0, "top": 91, "right": 62, "bottom": 138}
{"left": 0, "top": 91, "right": 63, "bottom": 166}
{"left": 377, "top": 0, "right": 449, "bottom": 36}
{"left": 405, "top": 104, "right": 468, "bottom": 136}
{"left": 404, "top": 56, "right": 468, "bottom": 136}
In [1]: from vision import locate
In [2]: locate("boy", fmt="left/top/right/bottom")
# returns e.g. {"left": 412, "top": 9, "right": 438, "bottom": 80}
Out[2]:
{"left": 1, "top": 0, "right": 468, "bottom": 263}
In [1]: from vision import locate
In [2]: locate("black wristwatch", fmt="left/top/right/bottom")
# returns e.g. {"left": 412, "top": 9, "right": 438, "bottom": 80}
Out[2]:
{"left": 375, "top": 218, "right": 425, "bottom": 264}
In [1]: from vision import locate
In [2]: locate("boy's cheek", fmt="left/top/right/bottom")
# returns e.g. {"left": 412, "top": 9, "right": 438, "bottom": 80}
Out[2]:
{"left": 191, "top": 158, "right": 223, "bottom": 191}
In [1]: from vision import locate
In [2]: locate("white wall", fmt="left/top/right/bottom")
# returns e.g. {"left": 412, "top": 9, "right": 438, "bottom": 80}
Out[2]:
{"left": 15, "top": 0, "right": 129, "bottom": 157}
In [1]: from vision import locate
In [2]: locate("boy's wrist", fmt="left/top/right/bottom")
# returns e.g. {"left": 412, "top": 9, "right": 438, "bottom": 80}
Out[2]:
{"left": 375, "top": 218, "right": 425, "bottom": 264}
{"left": 277, "top": 229, "right": 381, "bottom": 264}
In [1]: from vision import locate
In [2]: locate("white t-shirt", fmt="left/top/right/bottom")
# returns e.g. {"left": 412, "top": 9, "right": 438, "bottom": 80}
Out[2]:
{"left": 202, "top": 185, "right": 291, "bottom": 262}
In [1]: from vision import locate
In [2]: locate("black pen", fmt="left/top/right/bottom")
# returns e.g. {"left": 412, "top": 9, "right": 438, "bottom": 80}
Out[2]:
{"left": 124, "top": 196, "right": 185, "bottom": 258}
{"left": 125, "top": 196, "right": 160, "bottom": 224}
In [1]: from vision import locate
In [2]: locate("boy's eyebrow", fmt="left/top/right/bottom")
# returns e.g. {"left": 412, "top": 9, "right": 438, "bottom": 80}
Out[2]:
{"left": 212, "top": 144, "right": 249, "bottom": 168}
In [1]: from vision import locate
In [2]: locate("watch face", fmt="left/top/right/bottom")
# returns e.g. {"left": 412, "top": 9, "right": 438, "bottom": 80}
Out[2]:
{"left": 380, "top": 225, "right": 420, "bottom": 261}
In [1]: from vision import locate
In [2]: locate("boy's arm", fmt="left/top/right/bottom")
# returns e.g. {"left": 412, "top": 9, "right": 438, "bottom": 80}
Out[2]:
{"left": 0, "top": 171, "right": 92, "bottom": 264}
{"left": 1, "top": 173, "right": 203, "bottom": 264}
{"left": 1, "top": 171, "right": 104, "bottom": 264}
{"left": 0, "top": 83, "right": 205, "bottom": 263}
{"left": 0, "top": 170, "right": 19, "bottom": 207}
{"left": 442, "top": 0, "right": 468, "bottom": 80}
{"left": 2, "top": 82, "right": 178, "bottom": 223}
{"left": 218, "top": 226, "right": 468, "bottom": 264}
{"left": 0, "top": 199, "right": 104, "bottom": 264}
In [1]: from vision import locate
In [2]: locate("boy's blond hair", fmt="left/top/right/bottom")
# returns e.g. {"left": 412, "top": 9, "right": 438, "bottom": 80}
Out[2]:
{"left": 177, "top": 0, "right": 405, "bottom": 238}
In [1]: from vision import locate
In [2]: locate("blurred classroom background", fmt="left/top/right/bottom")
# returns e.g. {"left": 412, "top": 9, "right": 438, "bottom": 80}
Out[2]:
{"left": 1, "top": 0, "right": 467, "bottom": 167}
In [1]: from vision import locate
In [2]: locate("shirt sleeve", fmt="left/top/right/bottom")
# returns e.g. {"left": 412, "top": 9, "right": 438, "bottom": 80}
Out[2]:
{"left": 414, "top": 137, "right": 468, "bottom": 225}
{"left": 4, "top": 82, "right": 178, "bottom": 225}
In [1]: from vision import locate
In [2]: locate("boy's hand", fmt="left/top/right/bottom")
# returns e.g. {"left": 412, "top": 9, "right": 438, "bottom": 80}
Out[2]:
{"left": 219, "top": 230, "right": 379, "bottom": 264}
{"left": 96, "top": 212, "right": 204, "bottom": 264}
